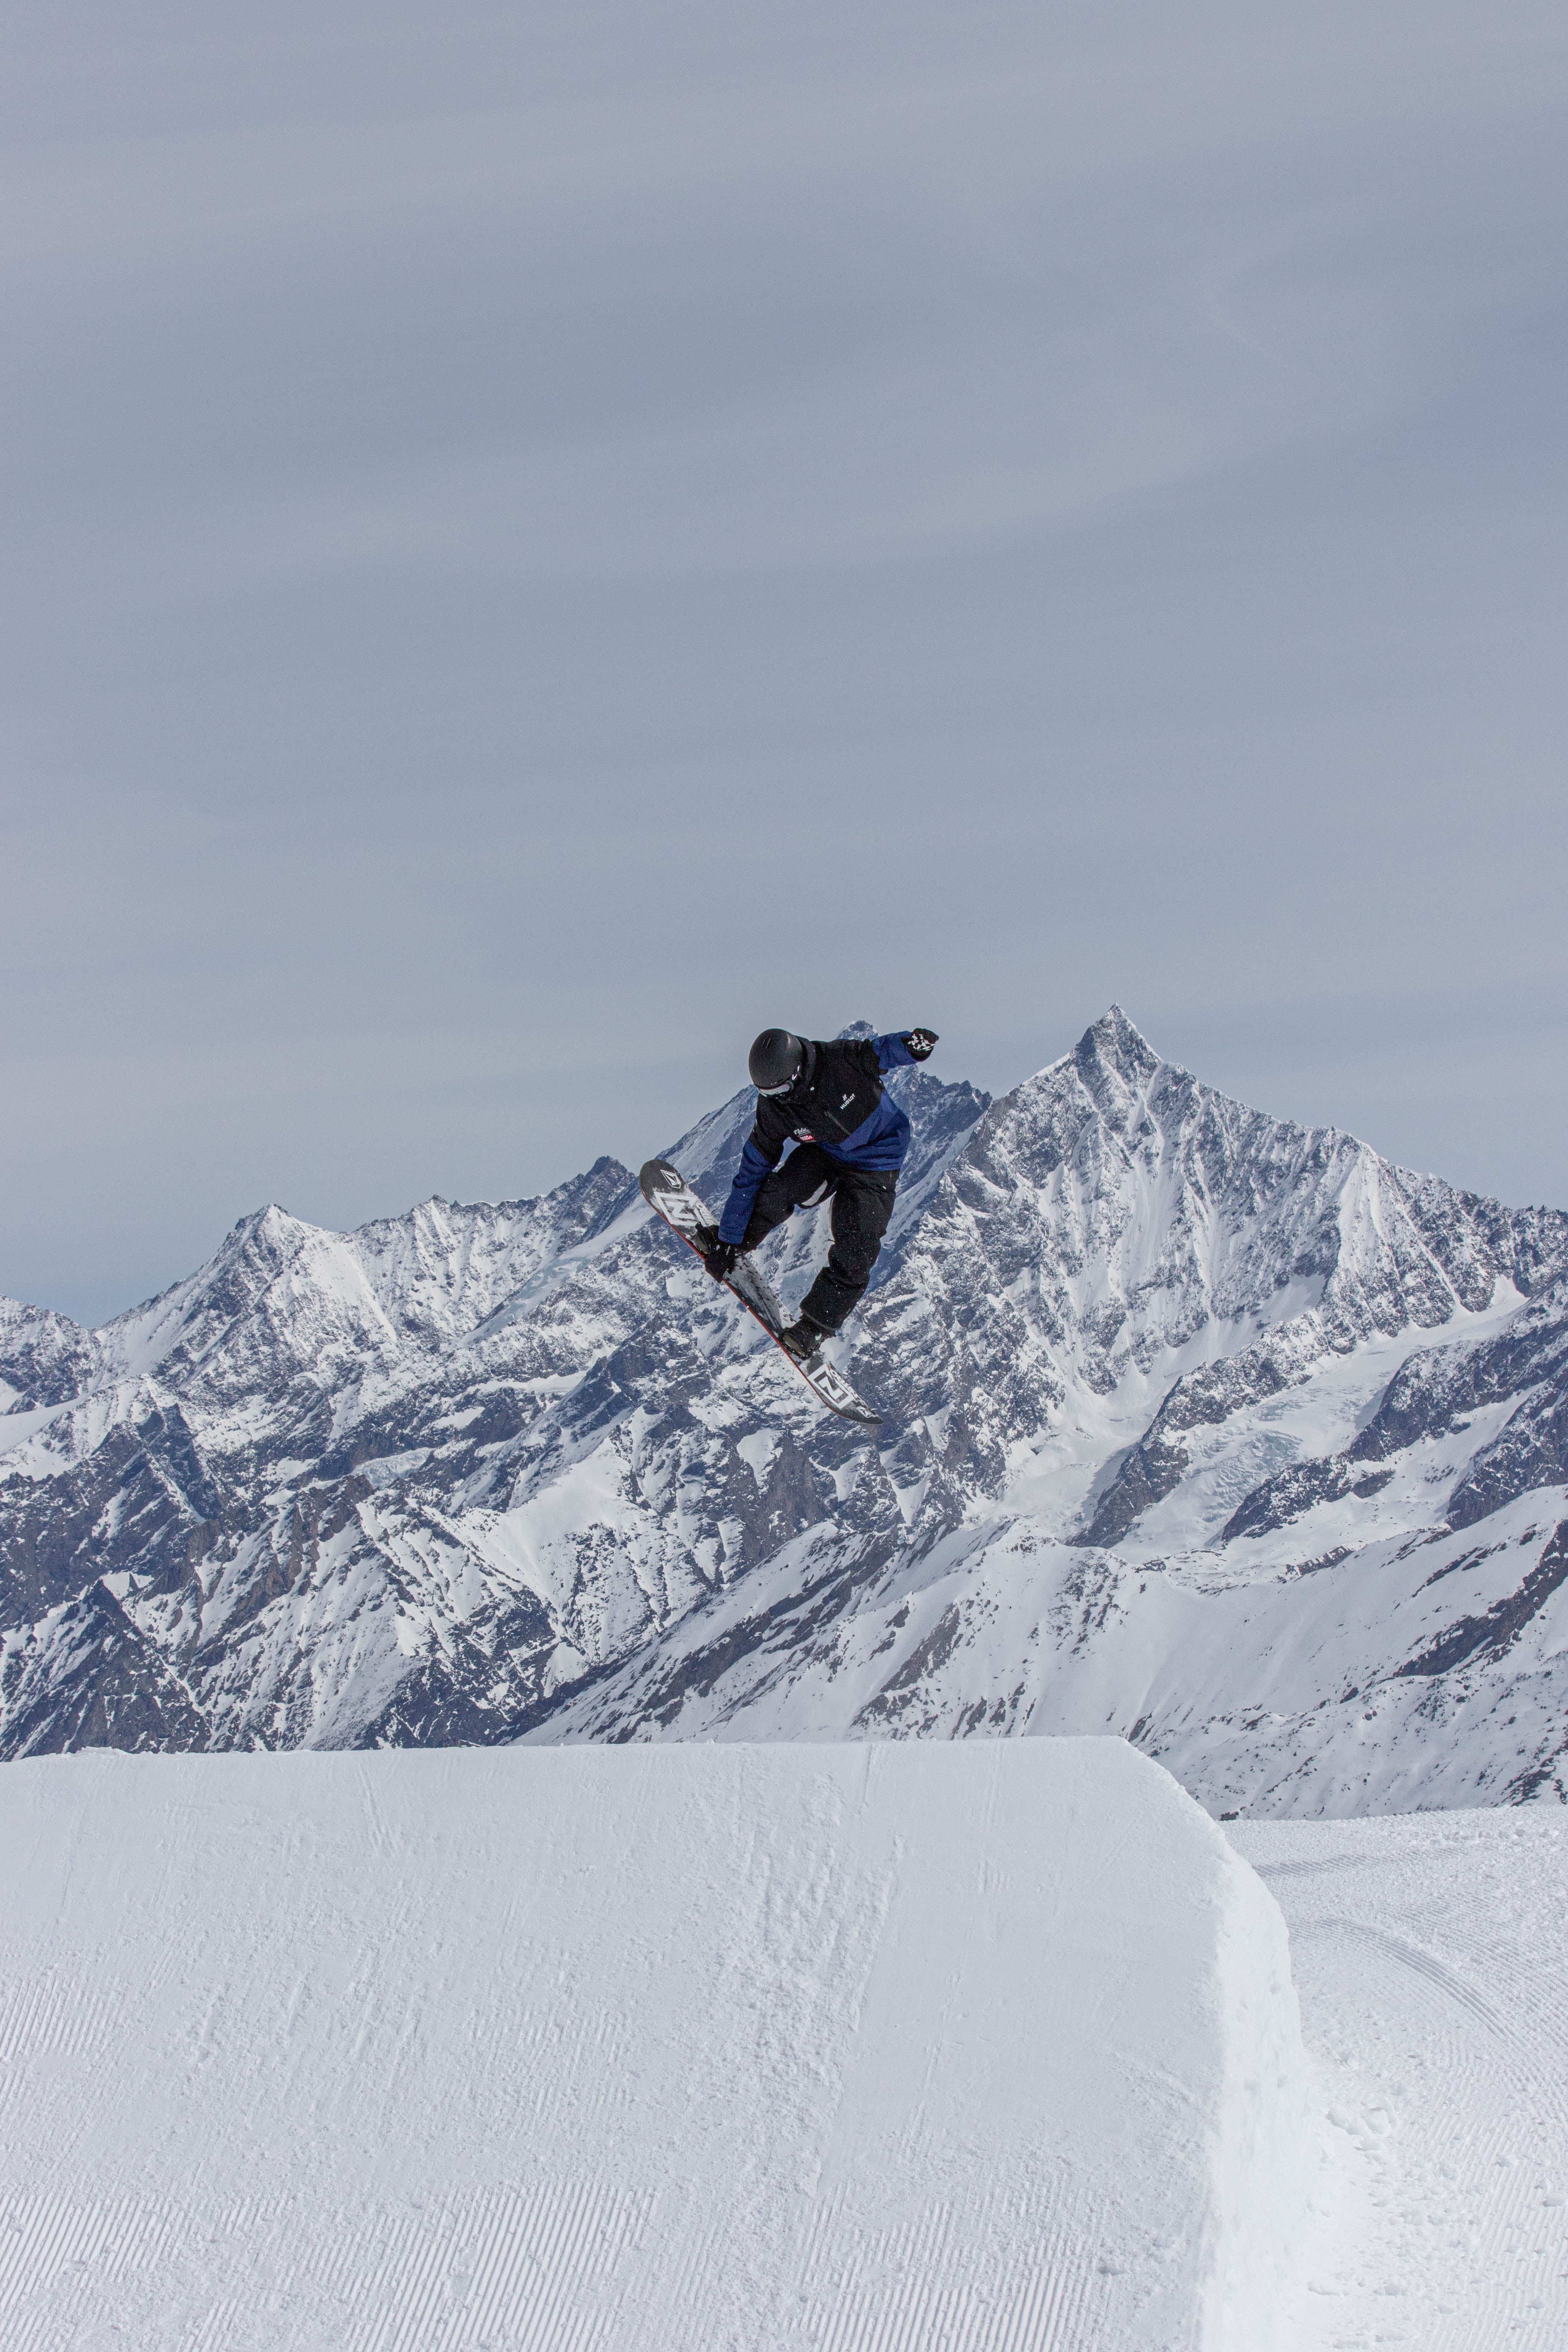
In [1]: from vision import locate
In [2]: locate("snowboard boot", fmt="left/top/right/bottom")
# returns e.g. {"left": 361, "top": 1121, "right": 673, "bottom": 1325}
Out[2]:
{"left": 778, "top": 1317, "right": 826, "bottom": 1365}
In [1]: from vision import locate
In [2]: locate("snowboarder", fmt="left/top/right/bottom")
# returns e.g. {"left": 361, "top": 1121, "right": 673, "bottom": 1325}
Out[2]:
{"left": 702, "top": 1027, "right": 939, "bottom": 1362}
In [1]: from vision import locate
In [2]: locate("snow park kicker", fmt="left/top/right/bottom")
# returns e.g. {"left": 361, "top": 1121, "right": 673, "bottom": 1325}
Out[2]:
{"left": 0, "top": 1740, "right": 1310, "bottom": 2352}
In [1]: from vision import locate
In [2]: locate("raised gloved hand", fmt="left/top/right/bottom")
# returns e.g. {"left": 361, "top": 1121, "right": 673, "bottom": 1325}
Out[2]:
{"left": 905, "top": 1028, "right": 939, "bottom": 1061}
{"left": 704, "top": 1236, "right": 742, "bottom": 1282}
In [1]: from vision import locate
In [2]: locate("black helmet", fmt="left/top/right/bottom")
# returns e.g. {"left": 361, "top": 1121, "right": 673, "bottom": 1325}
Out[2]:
{"left": 748, "top": 1028, "right": 805, "bottom": 1095}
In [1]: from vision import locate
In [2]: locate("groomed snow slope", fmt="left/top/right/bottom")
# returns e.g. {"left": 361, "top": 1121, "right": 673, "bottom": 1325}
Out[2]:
{"left": 0, "top": 1741, "right": 1307, "bottom": 2352}
{"left": 1234, "top": 1810, "right": 1568, "bottom": 2349}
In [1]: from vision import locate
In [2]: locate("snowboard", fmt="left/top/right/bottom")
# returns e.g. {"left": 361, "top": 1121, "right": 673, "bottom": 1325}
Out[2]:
{"left": 638, "top": 1158, "right": 882, "bottom": 1427}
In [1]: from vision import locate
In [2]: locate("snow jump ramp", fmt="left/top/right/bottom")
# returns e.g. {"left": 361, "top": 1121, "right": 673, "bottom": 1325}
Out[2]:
{"left": 1, "top": 1739, "right": 1309, "bottom": 2352}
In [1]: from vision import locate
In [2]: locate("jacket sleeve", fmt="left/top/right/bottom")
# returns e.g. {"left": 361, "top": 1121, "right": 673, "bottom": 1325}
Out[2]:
{"left": 718, "top": 1099, "right": 790, "bottom": 1243}
{"left": 872, "top": 1032, "right": 918, "bottom": 1072}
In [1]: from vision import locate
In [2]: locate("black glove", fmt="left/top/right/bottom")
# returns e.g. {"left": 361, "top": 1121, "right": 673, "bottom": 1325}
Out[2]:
{"left": 704, "top": 1236, "right": 741, "bottom": 1282}
{"left": 905, "top": 1028, "right": 939, "bottom": 1061}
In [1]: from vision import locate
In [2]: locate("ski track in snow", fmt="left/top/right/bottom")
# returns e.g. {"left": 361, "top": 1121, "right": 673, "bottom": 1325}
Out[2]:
{"left": 1234, "top": 1809, "right": 1568, "bottom": 2350}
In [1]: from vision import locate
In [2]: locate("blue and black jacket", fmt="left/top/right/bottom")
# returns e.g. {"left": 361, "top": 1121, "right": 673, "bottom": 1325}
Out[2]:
{"left": 717, "top": 1032, "right": 923, "bottom": 1245}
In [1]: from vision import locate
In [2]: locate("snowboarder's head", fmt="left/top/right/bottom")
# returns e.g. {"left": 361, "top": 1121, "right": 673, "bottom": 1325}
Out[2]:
{"left": 749, "top": 1029, "right": 805, "bottom": 1095}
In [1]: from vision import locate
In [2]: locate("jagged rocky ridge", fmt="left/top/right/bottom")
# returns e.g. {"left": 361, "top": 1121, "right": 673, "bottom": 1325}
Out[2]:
{"left": 3, "top": 1010, "right": 1567, "bottom": 1815}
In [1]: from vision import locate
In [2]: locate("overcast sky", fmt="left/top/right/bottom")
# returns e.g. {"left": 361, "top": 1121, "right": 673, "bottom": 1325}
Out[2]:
{"left": 4, "top": 0, "right": 1565, "bottom": 1324}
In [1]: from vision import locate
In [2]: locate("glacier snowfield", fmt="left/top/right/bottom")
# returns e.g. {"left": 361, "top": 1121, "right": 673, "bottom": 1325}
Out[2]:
{"left": 2, "top": 1740, "right": 1565, "bottom": 2350}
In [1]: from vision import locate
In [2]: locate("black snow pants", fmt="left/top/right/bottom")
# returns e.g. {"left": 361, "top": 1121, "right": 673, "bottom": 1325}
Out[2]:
{"left": 741, "top": 1143, "right": 897, "bottom": 1336}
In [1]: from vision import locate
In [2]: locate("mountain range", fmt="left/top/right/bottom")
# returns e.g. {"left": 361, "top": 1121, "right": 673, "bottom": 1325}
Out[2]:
{"left": 3, "top": 1008, "right": 1565, "bottom": 1814}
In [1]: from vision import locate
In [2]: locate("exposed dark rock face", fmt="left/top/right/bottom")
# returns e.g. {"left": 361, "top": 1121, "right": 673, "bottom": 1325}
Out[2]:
{"left": 1396, "top": 1523, "right": 1568, "bottom": 1680}
{"left": 1219, "top": 1274, "right": 1568, "bottom": 1546}
{"left": 0, "top": 1300, "right": 98, "bottom": 1412}
{"left": 1079, "top": 1352, "right": 1295, "bottom": 1546}
{"left": 0, "top": 1581, "right": 208, "bottom": 1755}
{"left": 1222, "top": 1455, "right": 1358, "bottom": 1545}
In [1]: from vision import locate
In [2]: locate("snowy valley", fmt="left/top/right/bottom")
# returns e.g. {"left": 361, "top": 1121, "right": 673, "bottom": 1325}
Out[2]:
{"left": 2, "top": 1008, "right": 1565, "bottom": 1815}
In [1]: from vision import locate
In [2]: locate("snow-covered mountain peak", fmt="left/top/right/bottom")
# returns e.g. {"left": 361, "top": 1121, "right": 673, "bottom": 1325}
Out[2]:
{"left": 1067, "top": 1000, "right": 1163, "bottom": 1097}
{"left": 972, "top": 1008, "right": 1546, "bottom": 1371}
{"left": 347, "top": 1158, "right": 635, "bottom": 1348}
{"left": 841, "top": 1013, "right": 1568, "bottom": 1577}
{"left": 89, "top": 1200, "right": 401, "bottom": 1399}
{"left": 0, "top": 1295, "right": 94, "bottom": 1413}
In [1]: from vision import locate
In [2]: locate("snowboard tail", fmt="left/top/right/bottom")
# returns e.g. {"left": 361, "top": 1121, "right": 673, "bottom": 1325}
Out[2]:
{"left": 638, "top": 1158, "right": 882, "bottom": 1427}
